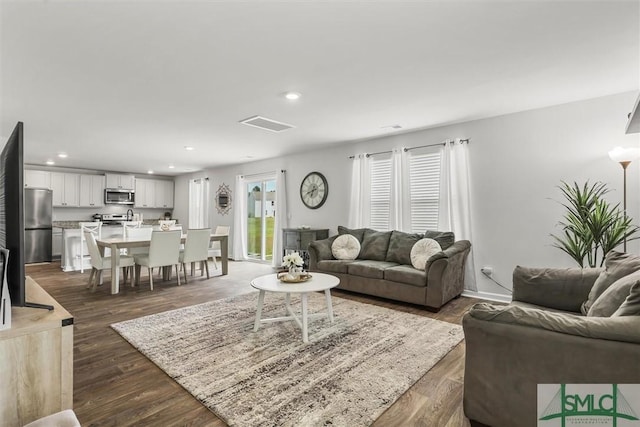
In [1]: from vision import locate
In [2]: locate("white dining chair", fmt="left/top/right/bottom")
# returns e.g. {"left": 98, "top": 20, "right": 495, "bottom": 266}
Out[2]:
{"left": 79, "top": 222, "right": 102, "bottom": 273}
{"left": 134, "top": 230, "right": 181, "bottom": 290}
{"left": 84, "top": 231, "right": 135, "bottom": 292}
{"left": 122, "top": 220, "right": 142, "bottom": 235}
{"left": 208, "top": 225, "right": 229, "bottom": 270}
{"left": 125, "top": 226, "right": 153, "bottom": 257}
{"left": 120, "top": 221, "right": 142, "bottom": 255}
{"left": 179, "top": 228, "right": 211, "bottom": 283}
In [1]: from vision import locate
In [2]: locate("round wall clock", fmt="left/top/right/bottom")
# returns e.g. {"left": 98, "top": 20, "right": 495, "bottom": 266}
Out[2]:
{"left": 300, "top": 171, "right": 328, "bottom": 209}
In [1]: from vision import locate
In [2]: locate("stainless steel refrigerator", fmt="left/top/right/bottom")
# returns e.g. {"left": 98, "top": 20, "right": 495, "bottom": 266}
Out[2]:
{"left": 24, "top": 188, "right": 53, "bottom": 263}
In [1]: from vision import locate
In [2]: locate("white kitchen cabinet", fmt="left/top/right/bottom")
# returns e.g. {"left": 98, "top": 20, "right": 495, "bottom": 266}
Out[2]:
{"left": 51, "top": 172, "right": 80, "bottom": 207}
{"left": 154, "top": 180, "right": 174, "bottom": 209}
{"left": 105, "top": 173, "right": 135, "bottom": 190}
{"left": 135, "top": 178, "right": 155, "bottom": 208}
{"left": 24, "top": 170, "right": 52, "bottom": 189}
{"left": 79, "top": 174, "right": 105, "bottom": 208}
{"left": 52, "top": 227, "right": 62, "bottom": 259}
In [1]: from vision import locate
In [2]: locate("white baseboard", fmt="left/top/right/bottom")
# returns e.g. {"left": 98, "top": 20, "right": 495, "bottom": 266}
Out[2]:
{"left": 461, "top": 290, "right": 512, "bottom": 303}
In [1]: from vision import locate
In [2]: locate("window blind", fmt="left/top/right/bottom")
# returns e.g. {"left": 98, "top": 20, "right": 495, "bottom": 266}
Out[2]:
{"left": 369, "top": 157, "right": 391, "bottom": 230}
{"left": 409, "top": 151, "right": 441, "bottom": 233}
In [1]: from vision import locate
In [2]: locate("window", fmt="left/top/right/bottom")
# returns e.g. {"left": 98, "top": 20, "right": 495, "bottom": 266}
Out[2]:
{"left": 408, "top": 150, "right": 441, "bottom": 233}
{"left": 364, "top": 148, "right": 442, "bottom": 232}
{"left": 369, "top": 156, "right": 392, "bottom": 230}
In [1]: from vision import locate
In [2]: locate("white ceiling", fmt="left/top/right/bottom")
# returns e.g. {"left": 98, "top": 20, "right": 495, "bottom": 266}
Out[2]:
{"left": 1, "top": 1, "right": 639, "bottom": 176}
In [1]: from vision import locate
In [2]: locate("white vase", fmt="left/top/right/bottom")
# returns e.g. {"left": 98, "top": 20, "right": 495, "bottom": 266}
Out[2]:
{"left": 288, "top": 266, "right": 301, "bottom": 279}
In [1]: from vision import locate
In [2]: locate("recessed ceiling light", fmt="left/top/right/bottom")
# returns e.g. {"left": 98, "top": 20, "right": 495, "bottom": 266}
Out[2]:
{"left": 147, "top": 170, "right": 154, "bottom": 174}
{"left": 184, "top": 146, "right": 195, "bottom": 151}
{"left": 284, "top": 91, "right": 301, "bottom": 101}
{"left": 46, "top": 160, "right": 55, "bottom": 165}
{"left": 57, "top": 153, "right": 68, "bottom": 158}
{"left": 168, "top": 165, "right": 175, "bottom": 169}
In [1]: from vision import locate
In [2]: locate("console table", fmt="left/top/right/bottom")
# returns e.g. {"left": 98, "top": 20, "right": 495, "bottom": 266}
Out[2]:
{"left": 282, "top": 228, "right": 329, "bottom": 269}
{"left": 0, "top": 277, "right": 74, "bottom": 427}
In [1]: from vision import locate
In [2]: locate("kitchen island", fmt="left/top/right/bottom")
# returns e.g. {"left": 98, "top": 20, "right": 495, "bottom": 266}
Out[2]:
{"left": 54, "top": 221, "right": 157, "bottom": 272}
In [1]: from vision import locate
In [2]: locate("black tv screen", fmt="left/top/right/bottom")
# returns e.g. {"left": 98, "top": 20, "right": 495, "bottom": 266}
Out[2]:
{"left": 0, "top": 122, "right": 26, "bottom": 306}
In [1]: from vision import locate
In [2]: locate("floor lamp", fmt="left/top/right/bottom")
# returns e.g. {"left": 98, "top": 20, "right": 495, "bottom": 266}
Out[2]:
{"left": 608, "top": 146, "right": 640, "bottom": 252}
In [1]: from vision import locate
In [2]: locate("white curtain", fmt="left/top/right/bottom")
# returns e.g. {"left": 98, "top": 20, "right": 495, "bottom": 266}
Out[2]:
{"left": 272, "top": 170, "right": 288, "bottom": 268}
{"left": 232, "top": 174, "right": 247, "bottom": 261}
{"left": 389, "top": 148, "right": 407, "bottom": 230}
{"left": 347, "top": 154, "right": 370, "bottom": 228}
{"left": 188, "top": 178, "right": 209, "bottom": 229}
{"left": 441, "top": 140, "right": 477, "bottom": 291}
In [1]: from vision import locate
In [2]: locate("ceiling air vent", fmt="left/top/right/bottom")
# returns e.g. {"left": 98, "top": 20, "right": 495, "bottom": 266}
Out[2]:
{"left": 239, "top": 115, "right": 295, "bottom": 133}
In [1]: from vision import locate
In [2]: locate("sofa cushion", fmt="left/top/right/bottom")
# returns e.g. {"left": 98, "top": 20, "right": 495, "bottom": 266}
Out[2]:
{"left": 424, "top": 230, "right": 455, "bottom": 251}
{"left": 581, "top": 251, "right": 640, "bottom": 314}
{"left": 613, "top": 281, "right": 640, "bottom": 316}
{"left": 359, "top": 230, "right": 392, "bottom": 261}
{"left": 410, "top": 238, "right": 442, "bottom": 270}
{"left": 347, "top": 260, "right": 398, "bottom": 279}
{"left": 588, "top": 270, "right": 640, "bottom": 317}
{"left": 385, "top": 230, "right": 423, "bottom": 265}
{"left": 310, "top": 235, "right": 338, "bottom": 261}
{"left": 384, "top": 265, "right": 427, "bottom": 287}
{"left": 316, "top": 259, "right": 354, "bottom": 274}
{"left": 331, "top": 234, "right": 360, "bottom": 260}
{"left": 338, "top": 226, "right": 370, "bottom": 243}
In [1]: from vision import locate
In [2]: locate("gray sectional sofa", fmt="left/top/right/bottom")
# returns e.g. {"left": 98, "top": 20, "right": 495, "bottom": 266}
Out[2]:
{"left": 307, "top": 226, "right": 471, "bottom": 311}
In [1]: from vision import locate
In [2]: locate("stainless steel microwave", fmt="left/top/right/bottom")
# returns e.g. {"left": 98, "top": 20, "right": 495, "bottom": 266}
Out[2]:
{"left": 105, "top": 188, "right": 135, "bottom": 205}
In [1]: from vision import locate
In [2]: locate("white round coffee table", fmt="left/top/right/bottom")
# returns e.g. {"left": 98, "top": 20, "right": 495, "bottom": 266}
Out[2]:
{"left": 251, "top": 272, "right": 340, "bottom": 343}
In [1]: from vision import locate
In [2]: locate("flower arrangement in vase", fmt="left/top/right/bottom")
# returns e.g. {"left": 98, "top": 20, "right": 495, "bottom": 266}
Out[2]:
{"left": 282, "top": 251, "right": 304, "bottom": 279}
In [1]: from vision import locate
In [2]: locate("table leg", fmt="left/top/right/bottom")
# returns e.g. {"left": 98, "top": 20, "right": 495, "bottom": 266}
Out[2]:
{"left": 253, "top": 290, "right": 265, "bottom": 332}
{"left": 301, "top": 292, "right": 309, "bottom": 343}
{"left": 285, "top": 292, "right": 291, "bottom": 314}
{"left": 325, "top": 289, "right": 334, "bottom": 323}
{"left": 110, "top": 243, "right": 120, "bottom": 294}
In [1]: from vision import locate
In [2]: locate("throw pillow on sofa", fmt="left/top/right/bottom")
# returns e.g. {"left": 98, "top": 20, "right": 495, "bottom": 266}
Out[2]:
{"left": 587, "top": 269, "right": 640, "bottom": 317}
{"left": 359, "top": 230, "right": 392, "bottom": 261}
{"left": 386, "top": 230, "right": 424, "bottom": 265}
{"left": 425, "top": 230, "right": 455, "bottom": 251}
{"left": 331, "top": 234, "right": 361, "bottom": 260}
{"left": 613, "top": 281, "right": 640, "bottom": 316}
{"left": 581, "top": 251, "right": 640, "bottom": 314}
{"left": 337, "top": 226, "right": 370, "bottom": 243}
{"left": 410, "top": 238, "right": 442, "bottom": 270}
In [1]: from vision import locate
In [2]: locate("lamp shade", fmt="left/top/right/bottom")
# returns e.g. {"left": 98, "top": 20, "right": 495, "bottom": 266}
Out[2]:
{"left": 608, "top": 146, "right": 640, "bottom": 163}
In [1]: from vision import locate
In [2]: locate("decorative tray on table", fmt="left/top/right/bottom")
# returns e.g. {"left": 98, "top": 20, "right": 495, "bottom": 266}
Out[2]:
{"left": 277, "top": 272, "right": 312, "bottom": 283}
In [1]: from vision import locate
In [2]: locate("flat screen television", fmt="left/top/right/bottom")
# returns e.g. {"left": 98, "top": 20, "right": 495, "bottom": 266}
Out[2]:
{"left": 0, "top": 122, "right": 52, "bottom": 310}
{"left": 0, "top": 122, "right": 26, "bottom": 306}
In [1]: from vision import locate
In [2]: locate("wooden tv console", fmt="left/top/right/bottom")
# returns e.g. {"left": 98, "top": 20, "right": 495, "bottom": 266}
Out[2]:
{"left": 0, "top": 276, "right": 74, "bottom": 426}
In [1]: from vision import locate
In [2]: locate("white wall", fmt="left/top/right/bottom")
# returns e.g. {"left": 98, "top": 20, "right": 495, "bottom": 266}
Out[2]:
{"left": 173, "top": 91, "right": 640, "bottom": 297}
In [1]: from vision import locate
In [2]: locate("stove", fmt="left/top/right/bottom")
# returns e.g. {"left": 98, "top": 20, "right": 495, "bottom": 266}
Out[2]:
{"left": 98, "top": 213, "right": 128, "bottom": 225}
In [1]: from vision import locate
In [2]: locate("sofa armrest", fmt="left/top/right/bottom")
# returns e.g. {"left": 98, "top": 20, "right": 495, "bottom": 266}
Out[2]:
{"left": 463, "top": 304, "right": 640, "bottom": 427}
{"left": 308, "top": 235, "right": 338, "bottom": 271}
{"left": 469, "top": 302, "right": 640, "bottom": 343}
{"left": 424, "top": 240, "right": 471, "bottom": 309}
{"left": 512, "top": 266, "right": 601, "bottom": 313}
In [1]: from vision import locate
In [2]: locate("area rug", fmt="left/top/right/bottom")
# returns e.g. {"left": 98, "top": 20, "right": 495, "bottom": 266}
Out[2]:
{"left": 111, "top": 292, "right": 463, "bottom": 427}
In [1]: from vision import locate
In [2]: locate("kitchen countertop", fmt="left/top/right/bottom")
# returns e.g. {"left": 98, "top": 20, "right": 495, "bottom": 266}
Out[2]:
{"left": 53, "top": 220, "right": 161, "bottom": 229}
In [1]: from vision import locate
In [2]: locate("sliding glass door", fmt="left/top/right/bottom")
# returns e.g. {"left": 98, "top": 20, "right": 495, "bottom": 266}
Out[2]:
{"left": 246, "top": 178, "right": 276, "bottom": 261}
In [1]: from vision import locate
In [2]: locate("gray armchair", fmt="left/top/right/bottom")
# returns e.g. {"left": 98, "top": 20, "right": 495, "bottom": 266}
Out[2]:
{"left": 463, "top": 266, "right": 640, "bottom": 427}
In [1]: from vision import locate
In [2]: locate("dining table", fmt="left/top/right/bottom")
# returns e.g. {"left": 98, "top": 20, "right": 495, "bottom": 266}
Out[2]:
{"left": 95, "top": 233, "right": 229, "bottom": 294}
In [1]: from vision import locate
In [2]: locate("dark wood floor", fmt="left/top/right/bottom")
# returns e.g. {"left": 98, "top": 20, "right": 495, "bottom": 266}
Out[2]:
{"left": 26, "top": 261, "right": 478, "bottom": 427}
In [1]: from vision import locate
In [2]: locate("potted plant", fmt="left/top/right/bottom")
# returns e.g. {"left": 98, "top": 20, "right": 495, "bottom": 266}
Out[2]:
{"left": 551, "top": 181, "right": 639, "bottom": 267}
